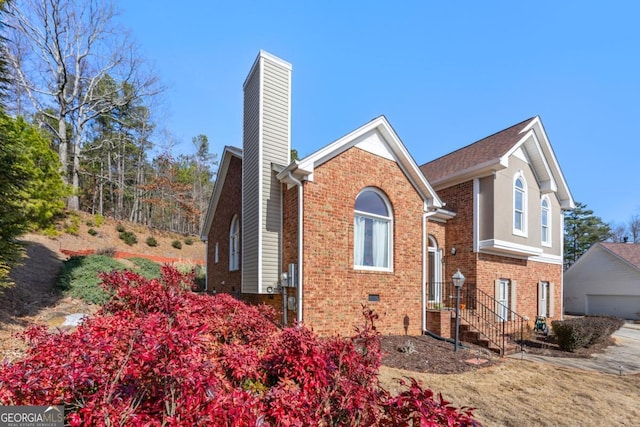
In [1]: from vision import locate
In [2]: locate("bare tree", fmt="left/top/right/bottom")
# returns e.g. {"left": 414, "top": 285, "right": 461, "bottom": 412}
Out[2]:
{"left": 630, "top": 214, "right": 640, "bottom": 243}
{"left": 3, "top": 0, "right": 160, "bottom": 209}
{"left": 608, "top": 222, "right": 628, "bottom": 243}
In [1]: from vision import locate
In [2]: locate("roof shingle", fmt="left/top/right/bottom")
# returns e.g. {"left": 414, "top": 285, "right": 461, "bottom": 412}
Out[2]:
{"left": 599, "top": 242, "right": 640, "bottom": 271}
{"left": 420, "top": 117, "right": 536, "bottom": 183}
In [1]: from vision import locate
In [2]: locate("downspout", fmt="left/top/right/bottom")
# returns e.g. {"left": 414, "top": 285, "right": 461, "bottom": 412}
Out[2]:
{"left": 205, "top": 240, "right": 209, "bottom": 292}
{"left": 287, "top": 171, "right": 304, "bottom": 325}
{"left": 422, "top": 210, "right": 439, "bottom": 333}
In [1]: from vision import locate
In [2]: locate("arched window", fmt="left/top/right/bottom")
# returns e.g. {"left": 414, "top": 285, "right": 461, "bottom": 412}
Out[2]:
{"left": 229, "top": 215, "right": 240, "bottom": 271}
{"left": 513, "top": 174, "right": 527, "bottom": 235}
{"left": 354, "top": 188, "right": 393, "bottom": 270}
{"left": 541, "top": 196, "right": 551, "bottom": 246}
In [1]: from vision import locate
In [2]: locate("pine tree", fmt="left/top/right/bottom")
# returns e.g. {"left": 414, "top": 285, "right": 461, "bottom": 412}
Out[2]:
{"left": 564, "top": 202, "right": 611, "bottom": 269}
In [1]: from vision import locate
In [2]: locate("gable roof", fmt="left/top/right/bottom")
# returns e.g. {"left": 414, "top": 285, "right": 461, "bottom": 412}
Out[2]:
{"left": 277, "top": 115, "right": 443, "bottom": 211}
{"left": 200, "top": 146, "right": 243, "bottom": 240}
{"left": 420, "top": 116, "right": 575, "bottom": 209}
{"left": 598, "top": 242, "right": 640, "bottom": 272}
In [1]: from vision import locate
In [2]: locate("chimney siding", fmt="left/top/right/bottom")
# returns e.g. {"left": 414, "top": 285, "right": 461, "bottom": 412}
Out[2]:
{"left": 242, "top": 51, "right": 292, "bottom": 293}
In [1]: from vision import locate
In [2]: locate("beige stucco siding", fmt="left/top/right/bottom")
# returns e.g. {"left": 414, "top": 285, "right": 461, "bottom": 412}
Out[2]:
{"left": 478, "top": 176, "right": 494, "bottom": 241}
{"left": 492, "top": 155, "right": 559, "bottom": 255}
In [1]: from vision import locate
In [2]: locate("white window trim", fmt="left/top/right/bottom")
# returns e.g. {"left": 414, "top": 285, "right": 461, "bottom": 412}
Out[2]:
{"left": 229, "top": 215, "right": 240, "bottom": 271}
{"left": 541, "top": 196, "right": 551, "bottom": 247}
{"left": 513, "top": 172, "right": 528, "bottom": 237}
{"left": 354, "top": 187, "right": 393, "bottom": 272}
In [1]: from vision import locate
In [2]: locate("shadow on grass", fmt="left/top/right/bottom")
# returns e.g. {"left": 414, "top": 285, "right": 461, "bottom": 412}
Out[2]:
{"left": 0, "top": 240, "right": 65, "bottom": 327}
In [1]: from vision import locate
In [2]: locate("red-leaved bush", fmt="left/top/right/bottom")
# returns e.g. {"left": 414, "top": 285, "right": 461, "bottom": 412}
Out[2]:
{"left": 0, "top": 266, "right": 480, "bottom": 426}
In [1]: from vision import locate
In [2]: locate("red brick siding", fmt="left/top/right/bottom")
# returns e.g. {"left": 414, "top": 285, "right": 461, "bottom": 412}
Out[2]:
{"left": 428, "top": 221, "right": 446, "bottom": 250}
{"left": 207, "top": 156, "right": 242, "bottom": 294}
{"left": 436, "top": 179, "right": 563, "bottom": 324}
{"left": 477, "top": 253, "right": 562, "bottom": 322}
{"left": 282, "top": 185, "right": 299, "bottom": 325}
{"left": 436, "top": 182, "right": 477, "bottom": 283}
{"left": 301, "top": 147, "right": 425, "bottom": 336}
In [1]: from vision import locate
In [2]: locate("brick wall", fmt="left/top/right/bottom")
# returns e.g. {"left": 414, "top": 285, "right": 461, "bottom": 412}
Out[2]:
{"left": 207, "top": 156, "right": 242, "bottom": 294}
{"left": 477, "top": 253, "right": 562, "bottom": 322}
{"left": 300, "top": 146, "right": 425, "bottom": 336}
{"left": 435, "top": 178, "right": 563, "bottom": 324}
{"left": 282, "top": 184, "right": 299, "bottom": 325}
{"left": 436, "top": 181, "right": 477, "bottom": 283}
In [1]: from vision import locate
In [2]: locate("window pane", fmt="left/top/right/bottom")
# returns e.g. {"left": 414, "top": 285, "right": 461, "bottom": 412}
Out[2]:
{"left": 515, "top": 211, "right": 522, "bottom": 230}
{"left": 355, "top": 191, "right": 388, "bottom": 216}
{"left": 355, "top": 215, "right": 389, "bottom": 268}
{"left": 515, "top": 190, "right": 523, "bottom": 211}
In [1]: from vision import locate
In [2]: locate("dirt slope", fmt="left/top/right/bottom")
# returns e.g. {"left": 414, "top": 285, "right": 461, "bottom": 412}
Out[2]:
{"left": 0, "top": 215, "right": 206, "bottom": 362}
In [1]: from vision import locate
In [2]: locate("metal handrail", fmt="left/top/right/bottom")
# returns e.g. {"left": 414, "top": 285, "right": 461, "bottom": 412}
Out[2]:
{"left": 427, "top": 282, "right": 525, "bottom": 355}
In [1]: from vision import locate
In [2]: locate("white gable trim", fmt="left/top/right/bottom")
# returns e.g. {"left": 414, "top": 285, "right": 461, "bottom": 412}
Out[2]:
{"left": 279, "top": 116, "right": 443, "bottom": 210}
{"left": 502, "top": 130, "right": 557, "bottom": 195}
{"left": 521, "top": 117, "right": 574, "bottom": 209}
{"left": 200, "top": 146, "right": 243, "bottom": 240}
{"left": 354, "top": 131, "right": 395, "bottom": 161}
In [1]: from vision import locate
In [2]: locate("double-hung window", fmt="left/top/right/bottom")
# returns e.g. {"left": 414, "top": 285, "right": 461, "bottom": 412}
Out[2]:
{"left": 513, "top": 174, "right": 527, "bottom": 236}
{"left": 541, "top": 196, "right": 551, "bottom": 246}
{"left": 354, "top": 189, "right": 393, "bottom": 270}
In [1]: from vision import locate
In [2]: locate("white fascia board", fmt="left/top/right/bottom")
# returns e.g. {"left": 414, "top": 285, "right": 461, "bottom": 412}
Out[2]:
{"left": 200, "top": 147, "right": 243, "bottom": 240}
{"left": 479, "top": 239, "right": 544, "bottom": 256}
{"left": 520, "top": 131, "right": 557, "bottom": 194}
{"left": 523, "top": 117, "right": 575, "bottom": 209}
{"left": 377, "top": 121, "right": 443, "bottom": 209}
{"left": 297, "top": 116, "right": 443, "bottom": 209}
{"left": 529, "top": 253, "right": 564, "bottom": 265}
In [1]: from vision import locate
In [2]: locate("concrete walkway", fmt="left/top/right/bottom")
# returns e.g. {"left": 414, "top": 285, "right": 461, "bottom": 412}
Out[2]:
{"left": 509, "top": 322, "right": 640, "bottom": 375}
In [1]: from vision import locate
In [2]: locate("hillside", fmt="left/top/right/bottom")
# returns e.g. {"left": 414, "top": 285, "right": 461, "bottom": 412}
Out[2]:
{"left": 0, "top": 213, "right": 207, "bottom": 361}
{"left": 55, "top": 212, "right": 206, "bottom": 262}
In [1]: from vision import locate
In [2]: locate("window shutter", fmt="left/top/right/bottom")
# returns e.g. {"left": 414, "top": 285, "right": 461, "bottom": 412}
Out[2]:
{"left": 510, "top": 280, "right": 517, "bottom": 319}
{"left": 494, "top": 280, "right": 502, "bottom": 322}
{"left": 549, "top": 282, "right": 555, "bottom": 318}
{"left": 537, "top": 282, "right": 543, "bottom": 317}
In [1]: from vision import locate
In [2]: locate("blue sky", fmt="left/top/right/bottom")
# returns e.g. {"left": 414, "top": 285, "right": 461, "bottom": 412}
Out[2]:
{"left": 118, "top": 1, "right": 640, "bottom": 227}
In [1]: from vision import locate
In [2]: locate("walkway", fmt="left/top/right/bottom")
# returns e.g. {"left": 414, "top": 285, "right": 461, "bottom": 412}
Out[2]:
{"left": 509, "top": 323, "right": 640, "bottom": 375}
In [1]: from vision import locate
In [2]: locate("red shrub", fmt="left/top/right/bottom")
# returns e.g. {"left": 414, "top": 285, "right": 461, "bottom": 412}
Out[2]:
{"left": 0, "top": 266, "right": 480, "bottom": 426}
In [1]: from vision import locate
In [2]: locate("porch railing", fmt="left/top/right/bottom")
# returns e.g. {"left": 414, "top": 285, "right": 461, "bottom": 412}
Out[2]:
{"left": 427, "top": 282, "right": 525, "bottom": 355}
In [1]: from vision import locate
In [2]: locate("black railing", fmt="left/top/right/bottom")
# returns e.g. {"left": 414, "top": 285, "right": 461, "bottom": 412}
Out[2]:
{"left": 427, "top": 282, "right": 525, "bottom": 355}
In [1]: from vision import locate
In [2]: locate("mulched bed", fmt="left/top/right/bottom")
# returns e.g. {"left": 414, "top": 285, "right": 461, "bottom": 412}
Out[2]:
{"left": 381, "top": 332, "right": 619, "bottom": 374}
{"left": 381, "top": 334, "right": 501, "bottom": 374}
{"left": 520, "top": 332, "right": 615, "bottom": 358}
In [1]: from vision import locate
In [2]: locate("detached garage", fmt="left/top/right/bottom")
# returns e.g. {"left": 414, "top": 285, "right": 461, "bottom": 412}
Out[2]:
{"left": 564, "top": 243, "right": 640, "bottom": 320}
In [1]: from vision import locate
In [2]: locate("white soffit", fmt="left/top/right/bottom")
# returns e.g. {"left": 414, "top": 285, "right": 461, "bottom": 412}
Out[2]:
{"left": 512, "top": 146, "right": 528, "bottom": 163}
{"left": 354, "top": 130, "right": 395, "bottom": 161}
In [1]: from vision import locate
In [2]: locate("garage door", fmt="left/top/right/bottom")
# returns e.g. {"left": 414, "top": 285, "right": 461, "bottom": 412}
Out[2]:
{"left": 586, "top": 295, "right": 640, "bottom": 320}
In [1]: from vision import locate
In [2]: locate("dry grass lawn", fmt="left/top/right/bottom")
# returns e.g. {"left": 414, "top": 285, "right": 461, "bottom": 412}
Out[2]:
{"left": 380, "top": 359, "right": 640, "bottom": 426}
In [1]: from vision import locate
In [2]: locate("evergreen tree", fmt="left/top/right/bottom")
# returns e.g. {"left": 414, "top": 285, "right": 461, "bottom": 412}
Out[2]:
{"left": 564, "top": 202, "right": 611, "bottom": 269}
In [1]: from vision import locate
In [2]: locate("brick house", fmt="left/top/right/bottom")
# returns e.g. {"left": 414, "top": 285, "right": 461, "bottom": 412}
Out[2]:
{"left": 420, "top": 118, "right": 575, "bottom": 343}
{"left": 201, "top": 51, "right": 574, "bottom": 343}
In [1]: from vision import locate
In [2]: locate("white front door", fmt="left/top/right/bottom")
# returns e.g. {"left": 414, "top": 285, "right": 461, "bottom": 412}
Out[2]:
{"left": 498, "top": 279, "right": 510, "bottom": 321}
